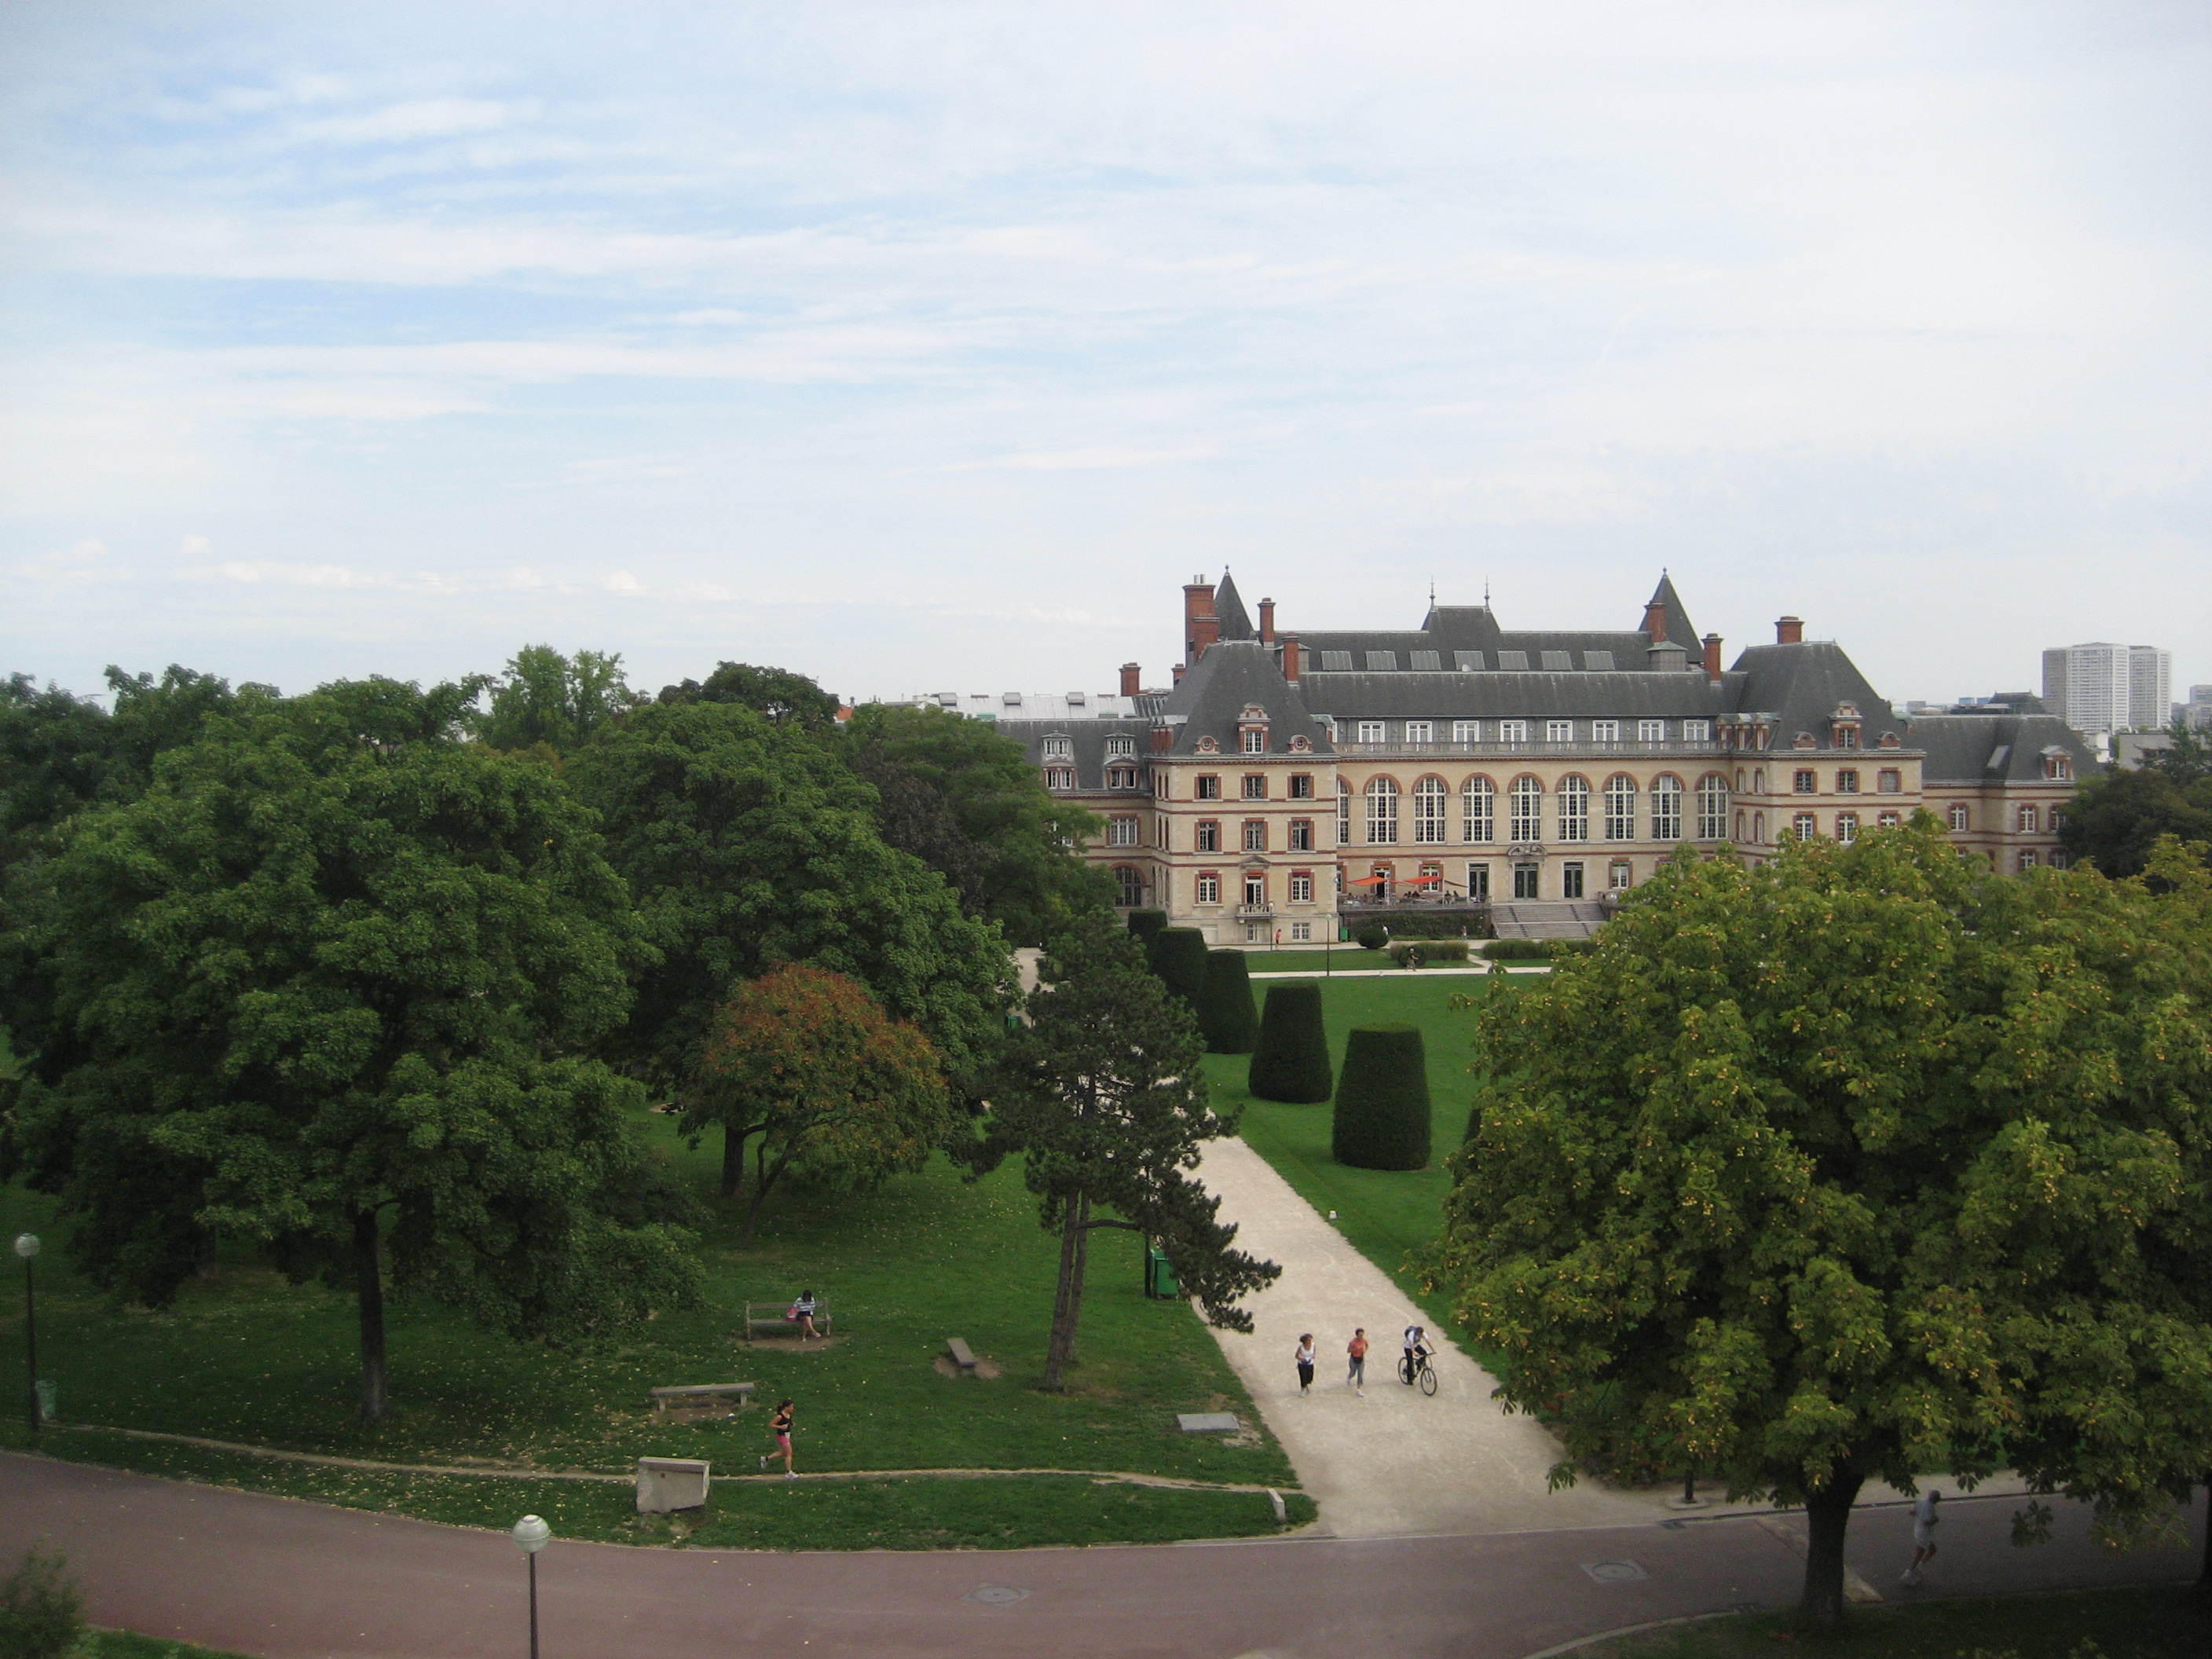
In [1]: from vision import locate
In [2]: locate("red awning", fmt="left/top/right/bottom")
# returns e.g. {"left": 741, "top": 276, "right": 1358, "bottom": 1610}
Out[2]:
{"left": 1413, "top": 874, "right": 1444, "bottom": 886}
{"left": 1347, "top": 874, "right": 1390, "bottom": 887}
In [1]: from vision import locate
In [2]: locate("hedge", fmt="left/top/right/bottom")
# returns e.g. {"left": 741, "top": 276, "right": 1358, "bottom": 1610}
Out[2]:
{"left": 1346, "top": 910, "right": 1492, "bottom": 939}
{"left": 1331, "top": 1024, "right": 1432, "bottom": 1170}
{"left": 1126, "top": 909, "right": 1169, "bottom": 944}
{"left": 1198, "top": 950, "right": 1260, "bottom": 1053}
{"left": 1389, "top": 939, "right": 1470, "bottom": 967}
{"left": 1353, "top": 921, "right": 1390, "bottom": 950}
{"left": 1147, "top": 926, "right": 1211, "bottom": 1009}
{"left": 1481, "top": 938, "right": 1554, "bottom": 960}
{"left": 1248, "top": 982, "right": 1332, "bottom": 1102}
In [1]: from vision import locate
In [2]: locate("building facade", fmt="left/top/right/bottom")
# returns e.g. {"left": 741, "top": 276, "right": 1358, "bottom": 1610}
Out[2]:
{"left": 999, "top": 573, "right": 2098, "bottom": 943}
{"left": 2042, "top": 641, "right": 2173, "bottom": 736}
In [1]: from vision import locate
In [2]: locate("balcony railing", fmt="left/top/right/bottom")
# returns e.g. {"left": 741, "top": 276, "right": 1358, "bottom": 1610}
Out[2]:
{"left": 1332, "top": 739, "right": 1725, "bottom": 757}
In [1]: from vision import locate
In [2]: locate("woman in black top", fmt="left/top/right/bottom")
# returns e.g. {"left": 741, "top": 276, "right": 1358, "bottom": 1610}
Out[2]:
{"left": 768, "top": 1398, "right": 796, "bottom": 1478}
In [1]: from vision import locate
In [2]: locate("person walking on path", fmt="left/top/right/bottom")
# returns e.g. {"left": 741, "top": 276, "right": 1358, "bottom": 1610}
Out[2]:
{"left": 1902, "top": 1489, "right": 1940, "bottom": 1584}
{"left": 1346, "top": 1329, "right": 1368, "bottom": 1396}
{"left": 764, "top": 1398, "right": 797, "bottom": 1478}
{"left": 1294, "top": 1335, "right": 1317, "bottom": 1395}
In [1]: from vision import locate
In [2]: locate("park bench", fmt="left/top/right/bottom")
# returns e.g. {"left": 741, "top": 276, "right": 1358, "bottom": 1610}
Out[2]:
{"left": 650, "top": 1382, "right": 756, "bottom": 1417}
{"left": 742, "top": 1301, "right": 833, "bottom": 1342}
{"left": 944, "top": 1337, "right": 980, "bottom": 1377}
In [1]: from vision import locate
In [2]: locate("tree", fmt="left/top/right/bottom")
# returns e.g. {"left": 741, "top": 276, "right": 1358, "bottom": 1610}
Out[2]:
{"left": 656, "top": 661, "right": 840, "bottom": 727}
{"left": 837, "top": 703, "right": 1110, "bottom": 945}
{"left": 2, "top": 679, "right": 699, "bottom": 1421}
{"left": 965, "top": 908, "right": 1279, "bottom": 1387}
{"left": 1248, "top": 981, "right": 1333, "bottom": 1103}
{"left": 682, "top": 965, "right": 951, "bottom": 1242}
{"left": 565, "top": 700, "right": 1012, "bottom": 1096}
{"left": 1146, "top": 927, "right": 1210, "bottom": 1009}
{"left": 2060, "top": 748, "right": 2212, "bottom": 878}
{"left": 476, "top": 646, "right": 636, "bottom": 754}
{"left": 1331, "top": 1026, "right": 1431, "bottom": 1170}
{"left": 1197, "top": 950, "right": 1258, "bottom": 1053}
{"left": 1126, "top": 909, "right": 1168, "bottom": 944}
{"left": 1421, "top": 819, "right": 2212, "bottom": 1630}
{"left": 2143, "top": 717, "right": 2212, "bottom": 786}
{"left": 0, "top": 1543, "right": 83, "bottom": 1659}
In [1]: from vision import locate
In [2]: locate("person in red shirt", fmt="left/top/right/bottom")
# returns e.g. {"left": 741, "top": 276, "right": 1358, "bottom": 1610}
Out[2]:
{"left": 1347, "top": 1328, "right": 1369, "bottom": 1396}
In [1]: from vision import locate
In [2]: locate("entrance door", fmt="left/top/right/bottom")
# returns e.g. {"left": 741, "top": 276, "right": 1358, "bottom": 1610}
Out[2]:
{"left": 1562, "top": 862, "right": 1585, "bottom": 899}
{"left": 1512, "top": 864, "right": 1540, "bottom": 899}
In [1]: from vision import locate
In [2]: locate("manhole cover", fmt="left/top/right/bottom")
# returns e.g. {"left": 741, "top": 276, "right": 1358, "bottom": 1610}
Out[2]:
{"left": 964, "top": 1585, "right": 1031, "bottom": 1606}
{"left": 1582, "top": 1560, "right": 1649, "bottom": 1583}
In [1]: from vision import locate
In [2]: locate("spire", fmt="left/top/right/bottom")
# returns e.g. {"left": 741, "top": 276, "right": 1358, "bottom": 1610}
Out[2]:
{"left": 1641, "top": 573, "right": 1697, "bottom": 653}
{"left": 1212, "top": 569, "right": 1256, "bottom": 641}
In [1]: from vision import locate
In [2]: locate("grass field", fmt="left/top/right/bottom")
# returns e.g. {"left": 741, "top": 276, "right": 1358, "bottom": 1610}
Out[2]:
{"left": 1574, "top": 1583, "right": 2210, "bottom": 1658}
{"left": 0, "top": 1108, "right": 1299, "bottom": 1550}
{"left": 1205, "top": 972, "right": 1515, "bottom": 1357}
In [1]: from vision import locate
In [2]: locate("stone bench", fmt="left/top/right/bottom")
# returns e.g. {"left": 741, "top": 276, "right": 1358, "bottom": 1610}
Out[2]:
{"left": 945, "top": 1337, "right": 979, "bottom": 1377}
{"left": 743, "top": 1302, "right": 833, "bottom": 1341}
{"left": 636, "top": 1456, "right": 711, "bottom": 1514}
{"left": 650, "top": 1382, "right": 757, "bottom": 1417}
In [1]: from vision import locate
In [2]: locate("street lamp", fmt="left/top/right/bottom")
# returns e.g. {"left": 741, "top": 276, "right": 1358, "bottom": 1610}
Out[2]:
{"left": 13, "top": 1234, "right": 38, "bottom": 1441}
{"left": 511, "top": 1514, "right": 551, "bottom": 1659}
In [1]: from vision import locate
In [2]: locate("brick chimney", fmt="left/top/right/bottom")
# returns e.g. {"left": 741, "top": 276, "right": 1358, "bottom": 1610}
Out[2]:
{"left": 1120, "top": 662, "right": 1142, "bottom": 697}
{"left": 1151, "top": 724, "right": 1174, "bottom": 752}
{"left": 1258, "top": 598, "right": 1276, "bottom": 643}
{"left": 1776, "top": 616, "right": 1804, "bottom": 645}
{"left": 1642, "top": 599, "right": 1668, "bottom": 643}
{"left": 1172, "top": 662, "right": 1186, "bottom": 686}
{"left": 1703, "top": 633, "right": 1724, "bottom": 682}
{"left": 1280, "top": 634, "right": 1301, "bottom": 685}
{"left": 1183, "top": 579, "right": 1218, "bottom": 664}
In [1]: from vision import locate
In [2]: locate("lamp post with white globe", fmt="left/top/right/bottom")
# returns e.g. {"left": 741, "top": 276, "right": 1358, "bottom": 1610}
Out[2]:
{"left": 13, "top": 1234, "right": 38, "bottom": 1440}
{"left": 511, "top": 1514, "right": 551, "bottom": 1659}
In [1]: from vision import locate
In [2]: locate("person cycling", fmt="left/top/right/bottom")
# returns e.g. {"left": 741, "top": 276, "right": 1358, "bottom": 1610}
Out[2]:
{"left": 1401, "top": 1324, "right": 1433, "bottom": 1384}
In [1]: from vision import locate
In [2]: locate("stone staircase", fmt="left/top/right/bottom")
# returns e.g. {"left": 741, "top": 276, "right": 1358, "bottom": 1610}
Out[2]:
{"left": 1489, "top": 900, "right": 1609, "bottom": 942}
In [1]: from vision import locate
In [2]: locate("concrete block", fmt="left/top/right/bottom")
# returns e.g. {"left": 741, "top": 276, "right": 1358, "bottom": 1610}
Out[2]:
{"left": 1176, "top": 1412, "right": 1240, "bottom": 1434}
{"left": 636, "top": 1456, "right": 711, "bottom": 1514}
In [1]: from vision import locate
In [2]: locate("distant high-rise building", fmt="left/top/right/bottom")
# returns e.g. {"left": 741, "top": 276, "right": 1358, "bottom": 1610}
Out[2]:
{"left": 2042, "top": 642, "right": 2171, "bottom": 735}
{"left": 2183, "top": 684, "right": 2212, "bottom": 731}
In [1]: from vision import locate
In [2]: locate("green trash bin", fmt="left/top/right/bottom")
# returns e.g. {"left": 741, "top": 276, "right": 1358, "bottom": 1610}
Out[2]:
{"left": 1144, "top": 1246, "right": 1180, "bottom": 1300}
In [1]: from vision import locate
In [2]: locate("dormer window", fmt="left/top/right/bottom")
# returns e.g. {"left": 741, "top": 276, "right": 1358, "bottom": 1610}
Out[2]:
{"left": 1105, "top": 734, "right": 1136, "bottom": 759}
{"left": 1242, "top": 728, "right": 1267, "bottom": 753}
{"left": 1195, "top": 735, "right": 1219, "bottom": 754}
{"left": 1288, "top": 734, "right": 1313, "bottom": 753}
{"left": 2043, "top": 750, "right": 2072, "bottom": 781}
{"left": 1042, "top": 736, "right": 1072, "bottom": 760}
{"left": 1794, "top": 732, "right": 1817, "bottom": 749}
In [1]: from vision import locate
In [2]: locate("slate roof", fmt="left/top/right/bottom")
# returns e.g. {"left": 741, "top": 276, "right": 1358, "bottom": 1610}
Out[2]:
{"left": 1906, "top": 712, "right": 2100, "bottom": 785}
{"left": 1285, "top": 573, "right": 1701, "bottom": 672}
{"left": 1296, "top": 671, "right": 1741, "bottom": 720}
{"left": 1161, "top": 639, "right": 1335, "bottom": 756}
{"left": 1641, "top": 573, "right": 1700, "bottom": 651}
{"left": 996, "top": 716, "right": 1156, "bottom": 791}
{"left": 1730, "top": 641, "right": 1906, "bottom": 748}
{"left": 1213, "top": 570, "right": 1256, "bottom": 642}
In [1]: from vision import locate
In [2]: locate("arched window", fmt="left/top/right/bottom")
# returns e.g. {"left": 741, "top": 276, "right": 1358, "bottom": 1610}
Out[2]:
{"left": 1412, "top": 775, "right": 1448, "bottom": 844}
{"left": 1602, "top": 775, "right": 1637, "bottom": 841}
{"left": 1113, "top": 866, "right": 1144, "bottom": 908}
{"left": 1556, "top": 775, "right": 1591, "bottom": 841}
{"left": 1462, "top": 775, "right": 1495, "bottom": 843}
{"left": 1338, "top": 778, "right": 1353, "bottom": 844}
{"left": 1696, "top": 775, "right": 1729, "bottom": 840}
{"left": 1508, "top": 776, "right": 1544, "bottom": 842}
{"left": 1365, "top": 776, "right": 1400, "bottom": 844}
{"left": 1651, "top": 774, "right": 1684, "bottom": 841}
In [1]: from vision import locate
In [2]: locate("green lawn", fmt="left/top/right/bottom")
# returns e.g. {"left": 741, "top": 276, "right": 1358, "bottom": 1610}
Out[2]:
{"left": 1207, "top": 973, "right": 1515, "bottom": 1359}
{"left": 0, "top": 1109, "right": 1297, "bottom": 1549}
{"left": 1573, "top": 1584, "right": 2208, "bottom": 1658}
{"left": 1231, "top": 947, "right": 1477, "bottom": 975}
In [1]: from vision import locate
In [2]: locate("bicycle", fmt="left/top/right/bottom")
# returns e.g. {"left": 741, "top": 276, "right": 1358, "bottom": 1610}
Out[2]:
{"left": 1399, "top": 1350, "right": 1438, "bottom": 1396}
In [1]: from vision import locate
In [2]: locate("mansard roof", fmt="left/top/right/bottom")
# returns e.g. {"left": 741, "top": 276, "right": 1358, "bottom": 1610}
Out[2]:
{"left": 1163, "top": 639, "right": 1333, "bottom": 756}
{"left": 1287, "top": 574, "right": 1699, "bottom": 672}
{"left": 1212, "top": 570, "right": 1256, "bottom": 642}
{"left": 1296, "top": 669, "right": 1738, "bottom": 720}
{"left": 1729, "top": 641, "right": 1905, "bottom": 747}
{"left": 1906, "top": 712, "right": 2100, "bottom": 785}
{"left": 994, "top": 716, "right": 1155, "bottom": 789}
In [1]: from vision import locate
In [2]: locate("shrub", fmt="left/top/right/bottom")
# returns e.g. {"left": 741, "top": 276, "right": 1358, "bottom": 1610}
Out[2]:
{"left": 1198, "top": 950, "right": 1259, "bottom": 1053}
{"left": 1389, "top": 940, "right": 1469, "bottom": 968}
{"left": 1354, "top": 910, "right": 1492, "bottom": 939}
{"left": 1249, "top": 983, "right": 1332, "bottom": 1102}
{"left": 1353, "top": 921, "right": 1390, "bottom": 950}
{"left": 1126, "top": 909, "right": 1168, "bottom": 944}
{"left": 1481, "top": 938, "right": 1554, "bottom": 961}
{"left": 1146, "top": 927, "right": 1210, "bottom": 1009}
{"left": 1331, "top": 1024, "right": 1432, "bottom": 1170}
{"left": 0, "top": 1544, "right": 84, "bottom": 1659}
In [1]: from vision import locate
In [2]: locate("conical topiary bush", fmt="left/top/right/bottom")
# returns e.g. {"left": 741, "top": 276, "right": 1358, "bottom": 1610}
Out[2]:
{"left": 1331, "top": 1024, "right": 1431, "bottom": 1170}
{"left": 1248, "top": 982, "right": 1332, "bottom": 1103}
{"left": 1147, "top": 926, "right": 1210, "bottom": 1011}
{"left": 1126, "top": 908, "right": 1168, "bottom": 945}
{"left": 1198, "top": 950, "right": 1259, "bottom": 1054}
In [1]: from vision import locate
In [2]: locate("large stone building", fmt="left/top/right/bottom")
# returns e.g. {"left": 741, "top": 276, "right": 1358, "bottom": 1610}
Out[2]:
{"left": 997, "top": 573, "right": 2097, "bottom": 943}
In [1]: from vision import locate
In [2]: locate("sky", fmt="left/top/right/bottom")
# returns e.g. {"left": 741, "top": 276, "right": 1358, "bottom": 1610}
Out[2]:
{"left": 2, "top": 2, "right": 2207, "bottom": 710}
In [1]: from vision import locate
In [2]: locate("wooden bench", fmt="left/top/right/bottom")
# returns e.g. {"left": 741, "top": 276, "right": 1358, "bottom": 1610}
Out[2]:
{"left": 742, "top": 1302, "right": 833, "bottom": 1342}
{"left": 650, "top": 1383, "right": 757, "bottom": 1416}
{"left": 944, "top": 1337, "right": 979, "bottom": 1377}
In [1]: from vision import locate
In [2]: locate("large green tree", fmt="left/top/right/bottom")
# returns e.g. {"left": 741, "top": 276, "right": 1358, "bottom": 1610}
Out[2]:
{"left": 655, "top": 660, "right": 840, "bottom": 727}
{"left": 474, "top": 645, "right": 634, "bottom": 755}
{"left": 966, "top": 908, "right": 1278, "bottom": 1387}
{"left": 565, "top": 700, "right": 1012, "bottom": 1093}
{"left": 1, "top": 678, "right": 699, "bottom": 1420}
{"left": 838, "top": 703, "right": 1111, "bottom": 945}
{"left": 2061, "top": 731, "right": 2212, "bottom": 877}
{"left": 1423, "top": 819, "right": 2212, "bottom": 1628}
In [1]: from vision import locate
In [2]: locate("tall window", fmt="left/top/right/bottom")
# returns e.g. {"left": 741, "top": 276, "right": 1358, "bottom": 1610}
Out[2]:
{"left": 1452, "top": 720, "right": 1478, "bottom": 743}
{"left": 2016, "top": 849, "right": 2037, "bottom": 873}
{"left": 1562, "top": 862, "right": 1585, "bottom": 899}
{"left": 1244, "top": 874, "right": 1266, "bottom": 906}
{"left": 1338, "top": 778, "right": 1353, "bottom": 843}
{"left": 1405, "top": 721, "right": 1434, "bottom": 743}
{"left": 1462, "top": 775, "right": 1496, "bottom": 843}
{"left": 2017, "top": 804, "right": 2039, "bottom": 833}
{"left": 1242, "top": 728, "right": 1267, "bottom": 753}
{"left": 1108, "top": 816, "right": 1139, "bottom": 846}
{"left": 1696, "top": 775, "right": 1728, "bottom": 840}
{"left": 1045, "top": 767, "right": 1074, "bottom": 790}
{"left": 1288, "top": 774, "right": 1313, "bottom": 799}
{"left": 1043, "top": 736, "right": 1071, "bottom": 760}
{"left": 1877, "top": 810, "right": 1901, "bottom": 828}
{"left": 1683, "top": 720, "right": 1712, "bottom": 741}
{"left": 1512, "top": 864, "right": 1540, "bottom": 899}
{"left": 1243, "top": 774, "right": 1267, "bottom": 799}
{"left": 1877, "top": 768, "right": 1901, "bottom": 793}
{"left": 1243, "top": 820, "right": 1267, "bottom": 851}
{"left": 1500, "top": 720, "right": 1529, "bottom": 744}
{"left": 1508, "top": 776, "right": 1543, "bottom": 841}
{"left": 1366, "top": 777, "right": 1400, "bottom": 844}
{"left": 1412, "top": 775, "right": 1448, "bottom": 843}
{"left": 1547, "top": 720, "right": 1574, "bottom": 742}
{"left": 1557, "top": 775, "right": 1591, "bottom": 840}
{"left": 1651, "top": 775, "right": 1684, "bottom": 841}
{"left": 1947, "top": 803, "right": 1970, "bottom": 831}
{"left": 1196, "top": 775, "right": 1221, "bottom": 800}
{"left": 1196, "top": 821, "right": 1221, "bottom": 852}
{"left": 1793, "top": 769, "right": 1817, "bottom": 793}
{"left": 1114, "top": 866, "right": 1144, "bottom": 907}
{"left": 1592, "top": 720, "right": 1621, "bottom": 744}
{"left": 1836, "top": 769, "right": 1859, "bottom": 795}
{"left": 1602, "top": 775, "right": 1636, "bottom": 840}
{"left": 1107, "top": 767, "right": 1137, "bottom": 789}
{"left": 1639, "top": 719, "right": 1664, "bottom": 742}
{"left": 1467, "top": 862, "right": 1490, "bottom": 899}
{"left": 1289, "top": 872, "right": 1313, "bottom": 903}
{"left": 1196, "top": 873, "right": 1220, "bottom": 903}
{"left": 1289, "top": 819, "right": 1314, "bottom": 851}
{"left": 1792, "top": 812, "right": 1818, "bottom": 840}
{"left": 1357, "top": 721, "right": 1385, "bottom": 743}
{"left": 1106, "top": 735, "right": 1135, "bottom": 758}
{"left": 1836, "top": 811, "right": 1859, "bottom": 844}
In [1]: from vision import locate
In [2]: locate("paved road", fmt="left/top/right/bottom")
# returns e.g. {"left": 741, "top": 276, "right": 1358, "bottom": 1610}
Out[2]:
{"left": 2, "top": 1454, "right": 2198, "bottom": 1659}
